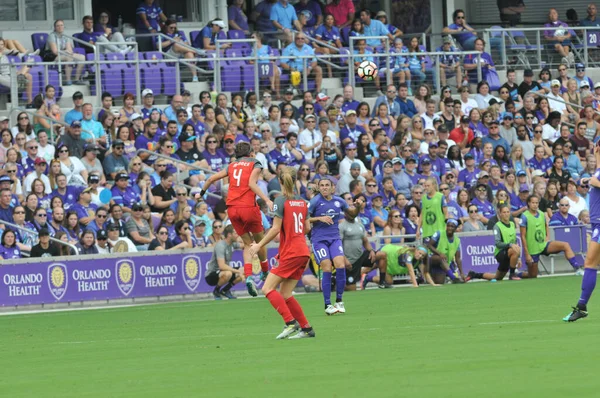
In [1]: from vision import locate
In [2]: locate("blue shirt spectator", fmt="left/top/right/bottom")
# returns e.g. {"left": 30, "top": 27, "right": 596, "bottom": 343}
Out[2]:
{"left": 136, "top": 1, "right": 165, "bottom": 33}
{"left": 270, "top": 0, "right": 299, "bottom": 30}
{"left": 281, "top": 41, "right": 316, "bottom": 72}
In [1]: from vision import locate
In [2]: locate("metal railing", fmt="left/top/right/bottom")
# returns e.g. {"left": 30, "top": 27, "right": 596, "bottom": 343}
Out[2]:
{"left": 484, "top": 25, "right": 600, "bottom": 69}
{"left": 9, "top": 107, "right": 94, "bottom": 143}
{"left": 0, "top": 219, "right": 79, "bottom": 255}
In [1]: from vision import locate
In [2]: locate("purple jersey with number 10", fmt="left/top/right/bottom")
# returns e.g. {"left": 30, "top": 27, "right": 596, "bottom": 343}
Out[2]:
{"left": 309, "top": 194, "right": 348, "bottom": 241}
{"left": 309, "top": 194, "right": 348, "bottom": 263}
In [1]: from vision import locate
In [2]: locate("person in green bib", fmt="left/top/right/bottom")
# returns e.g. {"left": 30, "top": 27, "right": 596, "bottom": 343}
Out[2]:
{"left": 416, "top": 177, "right": 448, "bottom": 240}
{"left": 466, "top": 205, "right": 522, "bottom": 282}
{"left": 519, "top": 194, "right": 581, "bottom": 278}
{"left": 427, "top": 219, "right": 465, "bottom": 284}
{"left": 372, "top": 245, "right": 432, "bottom": 288}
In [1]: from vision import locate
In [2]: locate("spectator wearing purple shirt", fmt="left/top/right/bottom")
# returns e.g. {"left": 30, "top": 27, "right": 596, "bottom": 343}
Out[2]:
{"left": 528, "top": 145, "right": 553, "bottom": 174}
{"left": 111, "top": 172, "right": 140, "bottom": 213}
{"left": 295, "top": 0, "right": 323, "bottom": 28}
{"left": 52, "top": 174, "right": 81, "bottom": 210}
{"left": 543, "top": 8, "right": 574, "bottom": 67}
{"left": 0, "top": 188, "right": 14, "bottom": 224}
{"left": 550, "top": 198, "right": 580, "bottom": 226}
{"left": 0, "top": 229, "right": 21, "bottom": 259}
{"left": 315, "top": 14, "right": 343, "bottom": 47}
{"left": 71, "top": 188, "right": 98, "bottom": 228}
{"left": 253, "top": 0, "right": 278, "bottom": 32}
{"left": 135, "top": 121, "right": 160, "bottom": 165}
{"left": 458, "top": 153, "right": 480, "bottom": 189}
{"left": 228, "top": 0, "right": 250, "bottom": 33}
{"left": 339, "top": 109, "right": 366, "bottom": 147}
{"left": 341, "top": 85, "right": 360, "bottom": 114}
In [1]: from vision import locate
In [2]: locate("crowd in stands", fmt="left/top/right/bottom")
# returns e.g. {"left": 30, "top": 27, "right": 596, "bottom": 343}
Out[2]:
{"left": 0, "top": 1, "right": 599, "bottom": 263}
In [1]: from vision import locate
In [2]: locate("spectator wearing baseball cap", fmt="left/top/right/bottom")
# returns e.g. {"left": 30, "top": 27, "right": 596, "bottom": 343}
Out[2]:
{"left": 110, "top": 172, "right": 139, "bottom": 212}
{"left": 339, "top": 109, "right": 366, "bottom": 147}
{"left": 64, "top": 91, "right": 85, "bottom": 126}
{"left": 102, "top": 139, "right": 129, "bottom": 181}
{"left": 518, "top": 69, "right": 543, "bottom": 99}
{"left": 23, "top": 158, "right": 51, "bottom": 196}
{"left": 56, "top": 120, "right": 86, "bottom": 159}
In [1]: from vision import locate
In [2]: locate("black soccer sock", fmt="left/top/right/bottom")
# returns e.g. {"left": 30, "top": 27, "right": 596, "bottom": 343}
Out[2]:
{"left": 509, "top": 267, "right": 516, "bottom": 276}
{"left": 379, "top": 272, "right": 387, "bottom": 284}
{"left": 221, "top": 282, "right": 234, "bottom": 292}
{"left": 473, "top": 272, "right": 484, "bottom": 279}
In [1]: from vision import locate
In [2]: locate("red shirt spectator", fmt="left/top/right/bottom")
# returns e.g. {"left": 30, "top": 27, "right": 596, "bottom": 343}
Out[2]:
{"left": 449, "top": 116, "right": 475, "bottom": 148}
{"left": 325, "top": 0, "right": 355, "bottom": 28}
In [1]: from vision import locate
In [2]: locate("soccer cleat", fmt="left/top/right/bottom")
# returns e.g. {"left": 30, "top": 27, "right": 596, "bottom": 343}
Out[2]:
{"left": 260, "top": 271, "right": 269, "bottom": 282}
{"left": 465, "top": 271, "right": 476, "bottom": 282}
{"left": 245, "top": 276, "right": 258, "bottom": 297}
{"left": 325, "top": 304, "right": 339, "bottom": 316}
{"left": 563, "top": 306, "right": 588, "bottom": 322}
{"left": 575, "top": 268, "right": 585, "bottom": 276}
{"left": 220, "top": 289, "right": 236, "bottom": 299}
{"left": 288, "top": 329, "right": 316, "bottom": 339}
{"left": 276, "top": 322, "right": 299, "bottom": 339}
{"left": 334, "top": 302, "right": 346, "bottom": 314}
{"left": 360, "top": 274, "right": 369, "bottom": 290}
{"left": 378, "top": 282, "right": 393, "bottom": 289}
{"left": 212, "top": 289, "right": 222, "bottom": 300}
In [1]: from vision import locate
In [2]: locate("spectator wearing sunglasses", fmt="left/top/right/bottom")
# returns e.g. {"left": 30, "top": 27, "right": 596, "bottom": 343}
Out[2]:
{"left": 549, "top": 198, "right": 579, "bottom": 226}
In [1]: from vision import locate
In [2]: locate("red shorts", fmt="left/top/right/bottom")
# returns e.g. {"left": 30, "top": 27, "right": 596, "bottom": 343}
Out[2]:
{"left": 227, "top": 206, "right": 263, "bottom": 236}
{"left": 271, "top": 256, "right": 310, "bottom": 280}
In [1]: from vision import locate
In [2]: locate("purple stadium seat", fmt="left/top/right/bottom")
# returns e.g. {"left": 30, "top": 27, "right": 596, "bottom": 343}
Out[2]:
{"left": 72, "top": 33, "right": 84, "bottom": 49}
{"left": 104, "top": 53, "right": 137, "bottom": 96}
{"left": 221, "top": 49, "right": 242, "bottom": 92}
{"left": 227, "top": 30, "right": 245, "bottom": 41}
{"left": 189, "top": 31, "right": 202, "bottom": 48}
{"left": 141, "top": 67, "right": 163, "bottom": 95}
{"left": 31, "top": 33, "right": 48, "bottom": 52}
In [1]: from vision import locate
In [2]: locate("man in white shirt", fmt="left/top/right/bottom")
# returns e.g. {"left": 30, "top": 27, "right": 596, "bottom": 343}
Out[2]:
{"left": 338, "top": 142, "right": 368, "bottom": 177}
{"left": 547, "top": 79, "right": 567, "bottom": 114}
{"left": 335, "top": 163, "right": 366, "bottom": 195}
{"left": 459, "top": 86, "right": 478, "bottom": 114}
{"left": 298, "top": 114, "right": 322, "bottom": 165}
{"left": 420, "top": 99, "right": 438, "bottom": 130}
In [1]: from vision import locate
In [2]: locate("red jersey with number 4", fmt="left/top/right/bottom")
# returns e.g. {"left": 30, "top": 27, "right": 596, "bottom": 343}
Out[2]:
{"left": 225, "top": 157, "right": 262, "bottom": 207}
{"left": 274, "top": 195, "right": 310, "bottom": 259}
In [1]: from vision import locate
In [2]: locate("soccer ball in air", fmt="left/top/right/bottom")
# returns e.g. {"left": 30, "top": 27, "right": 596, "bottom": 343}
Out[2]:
{"left": 357, "top": 60, "right": 378, "bottom": 81}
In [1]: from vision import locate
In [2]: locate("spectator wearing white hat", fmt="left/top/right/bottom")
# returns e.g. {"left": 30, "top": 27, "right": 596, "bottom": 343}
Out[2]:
{"left": 547, "top": 80, "right": 567, "bottom": 115}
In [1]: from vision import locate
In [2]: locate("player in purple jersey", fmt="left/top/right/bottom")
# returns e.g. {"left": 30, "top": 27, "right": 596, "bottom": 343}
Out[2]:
{"left": 308, "top": 178, "right": 359, "bottom": 315}
{"left": 564, "top": 142, "right": 600, "bottom": 321}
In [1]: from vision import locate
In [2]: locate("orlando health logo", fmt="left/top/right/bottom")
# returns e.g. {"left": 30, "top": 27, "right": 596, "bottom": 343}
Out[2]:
{"left": 182, "top": 255, "right": 202, "bottom": 292}
{"left": 48, "top": 263, "right": 68, "bottom": 300}
{"left": 116, "top": 259, "right": 135, "bottom": 296}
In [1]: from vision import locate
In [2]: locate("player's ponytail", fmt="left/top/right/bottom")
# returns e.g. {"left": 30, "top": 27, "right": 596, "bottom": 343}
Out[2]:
{"left": 279, "top": 166, "right": 296, "bottom": 199}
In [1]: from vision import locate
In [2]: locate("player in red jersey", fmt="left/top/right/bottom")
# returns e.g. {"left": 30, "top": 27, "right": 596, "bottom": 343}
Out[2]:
{"left": 249, "top": 166, "right": 315, "bottom": 339}
{"left": 201, "top": 142, "right": 274, "bottom": 297}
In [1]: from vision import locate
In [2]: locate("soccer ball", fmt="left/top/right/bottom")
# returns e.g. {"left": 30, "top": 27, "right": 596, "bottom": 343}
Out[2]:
{"left": 357, "top": 60, "right": 378, "bottom": 81}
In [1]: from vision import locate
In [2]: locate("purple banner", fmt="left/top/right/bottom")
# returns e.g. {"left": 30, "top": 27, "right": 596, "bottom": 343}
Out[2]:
{"left": 459, "top": 233, "right": 525, "bottom": 275}
{"left": 0, "top": 248, "right": 282, "bottom": 307}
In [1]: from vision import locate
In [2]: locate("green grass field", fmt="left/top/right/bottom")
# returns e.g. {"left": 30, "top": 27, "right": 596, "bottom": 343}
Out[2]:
{"left": 1, "top": 276, "right": 599, "bottom": 397}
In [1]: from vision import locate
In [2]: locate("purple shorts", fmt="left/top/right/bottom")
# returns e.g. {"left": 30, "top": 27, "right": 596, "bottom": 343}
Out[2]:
{"left": 312, "top": 239, "right": 344, "bottom": 264}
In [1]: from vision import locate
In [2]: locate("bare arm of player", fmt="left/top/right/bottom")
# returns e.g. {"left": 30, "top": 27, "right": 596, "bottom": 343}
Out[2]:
{"left": 200, "top": 169, "right": 228, "bottom": 197}
{"left": 405, "top": 261, "right": 419, "bottom": 287}
{"left": 248, "top": 167, "right": 273, "bottom": 211}
{"left": 419, "top": 262, "right": 438, "bottom": 287}
{"left": 249, "top": 216, "right": 282, "bottom": 257}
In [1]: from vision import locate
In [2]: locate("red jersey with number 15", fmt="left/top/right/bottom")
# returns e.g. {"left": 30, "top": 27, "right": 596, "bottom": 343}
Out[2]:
{"left": 225, "top": 157, "right": 262, "bottom": 207}
{"left": 274, "top": 195, "right": 310, "bottom": 259}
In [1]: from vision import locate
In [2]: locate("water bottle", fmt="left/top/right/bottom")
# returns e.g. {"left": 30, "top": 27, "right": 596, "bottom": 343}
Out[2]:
{"left": 117, "top": 15, "right": 123, "bottom": 32}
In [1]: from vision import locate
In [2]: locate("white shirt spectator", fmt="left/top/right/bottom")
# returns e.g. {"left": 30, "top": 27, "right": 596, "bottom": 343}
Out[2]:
{"left": 421, "top": 112, "right": 436, "bottom": 130}
{"left": 339, "top": 156, "right": 368, "bottom": 176}
{"left": 542, "top": 123, "right": 561, "bottom": 143}
{"left": 23, "top": 173, "right": 51, "bottom": 195}
{"left": 38, "top": 143, "right": 55, "bottom": 162}
{"left": 461, "top": 98, "right": 478, "bottom": 115}
{"left": 256, "top": 152, "right": 269, "bottom": 170}
{"left": 298, "top": 128, "right": 323, "bottom": 160}
{"left": 547, "top": 92, "right": 567, "bottom": 113}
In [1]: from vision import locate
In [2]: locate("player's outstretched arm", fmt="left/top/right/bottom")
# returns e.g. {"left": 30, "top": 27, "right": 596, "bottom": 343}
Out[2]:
{"left": 249, "top": 216, "right": 282, "bottom": 257}
{"left": 200, "top": 169, "right": 228, "bottom": 197}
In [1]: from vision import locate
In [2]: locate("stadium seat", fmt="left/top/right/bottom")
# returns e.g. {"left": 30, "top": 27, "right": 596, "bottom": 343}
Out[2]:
{"left": 227, "top": 30, "right": 245, "bottom": 41}
{"left": 31, "top": 33, "right": 48, "bottom": 52}
{"left": 506, "top": 30, "right": 537, "bottom": 68}
{"left": 105, "top": 53, "right": 137, "bottom": 96}
{"left": 222, "top": 49, "right": 243, "bottom": 92}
